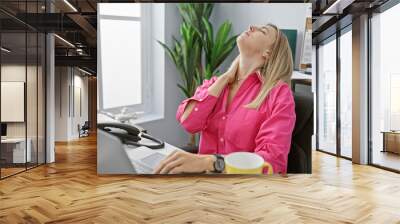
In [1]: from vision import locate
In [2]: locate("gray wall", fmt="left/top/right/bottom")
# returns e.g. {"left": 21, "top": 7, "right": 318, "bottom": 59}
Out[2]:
{"left": 212, "top": 3, "right": 311, "bottom": 71}
{"left": 139, "top": 4, "right": 189, "bottom": 147}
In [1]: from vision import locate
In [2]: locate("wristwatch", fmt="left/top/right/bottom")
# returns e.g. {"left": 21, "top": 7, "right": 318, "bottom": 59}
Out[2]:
{"left": 213, "top": 154, "right": 225, "bottom": 173}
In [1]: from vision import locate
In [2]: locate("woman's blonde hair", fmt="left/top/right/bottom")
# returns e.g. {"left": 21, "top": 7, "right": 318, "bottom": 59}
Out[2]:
{"left": 246, "top": 24, "right": 293, "bottom": 109}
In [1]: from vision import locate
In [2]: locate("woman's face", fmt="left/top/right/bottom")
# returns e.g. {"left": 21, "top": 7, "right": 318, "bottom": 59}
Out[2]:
{"left": 237, "top": 25, "right": 277, "bottom": 59}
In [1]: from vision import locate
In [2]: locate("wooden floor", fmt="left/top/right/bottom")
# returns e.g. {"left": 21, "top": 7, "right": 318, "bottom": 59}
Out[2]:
{"left": 1, "top": 135, "right": 400, "bottom": 223}
{"left": 0, "top": 167, "right": 26, "bottom": 178}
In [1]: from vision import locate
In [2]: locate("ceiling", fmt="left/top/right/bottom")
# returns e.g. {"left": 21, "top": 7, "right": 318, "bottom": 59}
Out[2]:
{"left": 2, "top": 0, "right": 396, "bottom": 74}
{"left": 312, "top": 0, "right": 391, "bottom": 44}
{"left": 0, "top": 0, "right": 98, "bottom": 74}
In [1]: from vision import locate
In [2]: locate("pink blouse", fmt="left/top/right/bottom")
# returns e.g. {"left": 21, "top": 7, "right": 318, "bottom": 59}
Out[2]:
{"left": 176, "top": 71, "right": 296, "bottom": 174}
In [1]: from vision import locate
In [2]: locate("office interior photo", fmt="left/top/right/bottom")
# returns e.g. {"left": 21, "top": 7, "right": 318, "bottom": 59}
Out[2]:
{"left": 0, "top": 0, "right": 400, "bottom": 223}
{"left": 97, "top": 2, "right": 314, "bottom": 175}
{"left": 0, "top": 0, "right": 97, "bottom": 180}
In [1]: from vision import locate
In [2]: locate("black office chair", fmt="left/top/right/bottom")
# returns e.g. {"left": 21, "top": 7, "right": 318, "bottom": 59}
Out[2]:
{"left": 287, "top": 91, "right": 313, "bottom": 173}
{"left": 79, "top": 121, "right": 90, "bottom": 138}
{"left": 180, "top": 91, "right": 314, "bottom": 174}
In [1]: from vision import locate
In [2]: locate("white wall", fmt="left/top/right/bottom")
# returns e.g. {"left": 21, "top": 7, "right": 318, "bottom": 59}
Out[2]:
{"left": 1, "top": 63, "right": 46, "bottom": 164}
{"left": 72, "top": 74, "right": 89, "bottom": 138}
{"left": 1, "top": 65, "right": 42, "bottom": 137}
{"left": 55, "top": 67, "right": 68, "bottom": 141}
{"left": 55, "top": 67, "right": 89, "bottom": 141}
{"left": 212, "top": 3, "right": 311, "bottom": 71}
{"left": 1, "top": 65, "right": 26, "bottom": 134}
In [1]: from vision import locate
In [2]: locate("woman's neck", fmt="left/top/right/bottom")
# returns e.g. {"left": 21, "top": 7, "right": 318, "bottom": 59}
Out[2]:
{"left": 237, "top": 55, "right": 263, "bottom": 81}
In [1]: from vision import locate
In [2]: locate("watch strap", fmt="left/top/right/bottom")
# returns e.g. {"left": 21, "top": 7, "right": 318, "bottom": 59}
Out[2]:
{"left": 213, "top": 154, "right": 225, "bottom": 173}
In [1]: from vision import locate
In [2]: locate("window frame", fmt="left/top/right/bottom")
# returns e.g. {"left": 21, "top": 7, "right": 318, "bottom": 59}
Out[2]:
{"left": 338, "top": 25, "right": 353, "bottom": 159}
{"left": 316, "top": 34, "right": 338, "bottom": 156}
{"left": 97, "top": 3, "right": 153, "bottom": 115}
{"left": 368, "top": 1, "right": 400, "bottom": 173}
{"left": 315, "top": 24, "right": 353, "bottom": 161}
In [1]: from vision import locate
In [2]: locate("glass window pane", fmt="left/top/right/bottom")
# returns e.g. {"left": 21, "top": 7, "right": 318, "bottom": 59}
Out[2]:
{"left": 0, "top": 1, "right": 46, "bottom": 179}
{"left": 1, "top": 31, "right": 27, "bottom": 177}
{"left": 371, "top": 3, "right": 400, "bottom": 171}
{"left": 340, "top": 30, "right": 352, "bottom": 158}
{"left": 99, "top": 3, "right": 141, "bottom": 17}
{"left": 390, "top": 75, "right": 400, "bottom": 129}
{"left": 100, "top": 18, "right": 142, "bottom": 109}
{"left": 318, "top": 38, "right": 337, "bottom": 154}
{"left": 27, "top": 31, "right": 38, "bottom": 168}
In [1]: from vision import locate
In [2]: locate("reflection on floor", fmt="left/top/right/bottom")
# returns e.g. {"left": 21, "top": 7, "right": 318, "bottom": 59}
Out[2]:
{"left": 0, "top": 162, "right": 44, "bottom": 178}
{"left": 340, "top": 147, "right": 352, "bottom": 159}
{"left": 373, "top": 150, "right": 400, "bottom": 171}
{"left": 0, "top": 167, "right": 25, "bottom": 177}
{"left": 0, "top": 135, "right": 400, "bottom": 223}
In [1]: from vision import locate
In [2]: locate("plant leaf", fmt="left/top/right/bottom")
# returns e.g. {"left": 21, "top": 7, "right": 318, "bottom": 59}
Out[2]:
{"left": 177, "top": 83, "right": 191, "bottom": 98}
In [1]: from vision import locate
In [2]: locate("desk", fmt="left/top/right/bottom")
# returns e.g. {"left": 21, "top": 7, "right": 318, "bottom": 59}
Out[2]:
{"left": 1, "top": 138, "right": 32, "bottom": 164}
{"left": 381, "top": 131, "right": 400, "bottom": 154}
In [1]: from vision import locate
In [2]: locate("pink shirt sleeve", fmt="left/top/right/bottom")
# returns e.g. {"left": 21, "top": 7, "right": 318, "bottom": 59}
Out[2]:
{"left": 254, "top": 84, "right": 296, "bottom": 174}
{"left": 176, "top": 76, "right": 219, "bottom": 134}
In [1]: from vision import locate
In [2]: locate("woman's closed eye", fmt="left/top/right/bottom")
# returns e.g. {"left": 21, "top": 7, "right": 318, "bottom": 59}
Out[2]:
{"left": 252, "top": 26, "right": 268, "bottom": 35}
{"left": 260, "top": 27, "right": 268, "bottom": 35}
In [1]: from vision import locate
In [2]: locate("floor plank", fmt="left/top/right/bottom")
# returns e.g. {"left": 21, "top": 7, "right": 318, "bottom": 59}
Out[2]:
{"left": 1, "top": 135, "right": 400, "bottom": 223}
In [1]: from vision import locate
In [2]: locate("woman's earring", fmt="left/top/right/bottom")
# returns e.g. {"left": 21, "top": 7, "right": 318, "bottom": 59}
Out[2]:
{"left": 263, "top": 50, "right": 270, "bottom": 60}
{"left": 262, "top": 54, "right": 268, "bottom": 61}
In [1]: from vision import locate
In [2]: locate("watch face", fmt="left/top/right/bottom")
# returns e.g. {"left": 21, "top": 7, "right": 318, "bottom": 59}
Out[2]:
{"left": 215, "top": 158, "right": 225, "bottom": 172}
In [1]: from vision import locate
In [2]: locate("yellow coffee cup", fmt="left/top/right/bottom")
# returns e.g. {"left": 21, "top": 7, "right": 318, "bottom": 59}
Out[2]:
{"left": 225, "top": 152, "right": 273, "bottom": 175}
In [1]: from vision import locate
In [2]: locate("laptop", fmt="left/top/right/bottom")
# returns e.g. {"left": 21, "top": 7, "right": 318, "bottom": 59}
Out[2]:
{"left": 97, "top": 129, "right": 180, "bottom": 174}
{"left": 124, "top": 144, "right": 181, "bottom": 174}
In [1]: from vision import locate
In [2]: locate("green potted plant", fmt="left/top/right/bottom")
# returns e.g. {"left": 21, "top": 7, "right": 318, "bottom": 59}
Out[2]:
{"left": 158, "top": 3, "right": 237, "bottom": 147}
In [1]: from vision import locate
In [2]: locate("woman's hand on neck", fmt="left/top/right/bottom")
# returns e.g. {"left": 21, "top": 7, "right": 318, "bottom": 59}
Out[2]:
{"left": 237, "top": 54, "right": 264, "bottom": 81}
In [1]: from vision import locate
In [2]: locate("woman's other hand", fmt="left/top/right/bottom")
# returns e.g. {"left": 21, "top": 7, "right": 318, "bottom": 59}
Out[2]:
{"left": 222, "top": 55, "right": 240, "bottom": 83}
{"left": 208, "top": 55, "right": 239, "bottom": 97}
{"left": 179, "top": 56, "right": 240, "bottom": 123}
{"left": 153, "top": 150, "right": 215, "bottom": 174}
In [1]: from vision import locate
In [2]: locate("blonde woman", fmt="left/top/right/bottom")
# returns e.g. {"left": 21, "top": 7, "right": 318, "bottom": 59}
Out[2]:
{"left": 154, "top": 24, "right": 296, "bottom": 174}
